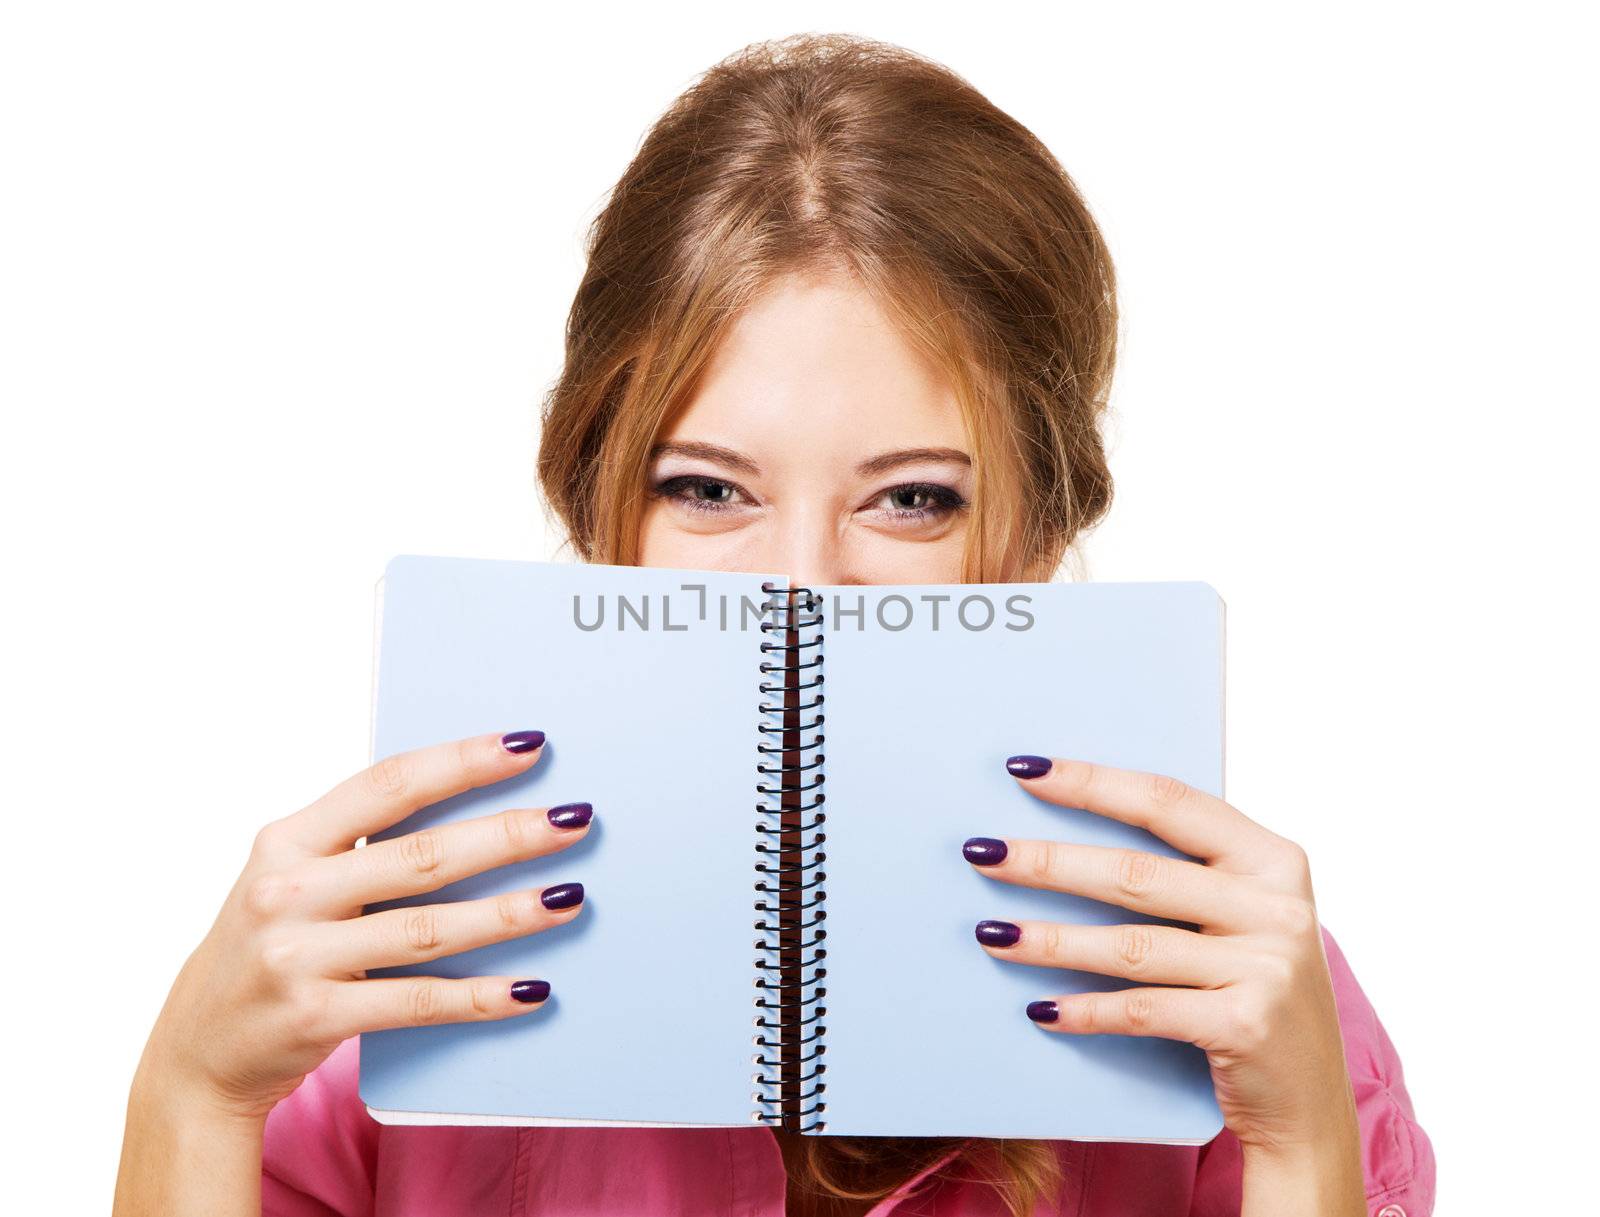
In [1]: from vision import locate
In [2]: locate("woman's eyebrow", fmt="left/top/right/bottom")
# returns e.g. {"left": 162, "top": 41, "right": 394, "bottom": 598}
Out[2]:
{"left": 650, "top": 440, "right": 762, "bottom": 475}
{"left": 855, "top": 447, "right": 972, "bottom": 477}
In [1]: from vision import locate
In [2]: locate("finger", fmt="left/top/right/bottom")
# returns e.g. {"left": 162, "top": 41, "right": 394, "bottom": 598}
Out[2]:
{"left": 1024, "top": 985, "right": 1223, "bottom": 1045}
{"left": 290, "top": 731, "right": 549, "bottom": 854}
{"left": 303, "top": 800, "right": 593, "bottom": 909}
{"left": 973, "top": 918, "right": 1244, "bottom": 988}
{"left": 309, "top": 882, "right": 586, "bottom": 974}
{"left": 1004, "top": 756, "right": 1277, "bottom": 868}
{"left": 967, "top": 836, "right": 1256, "bottom": 930}
{"left": 325, "top": 973, "right": 555, "bottom": 1036}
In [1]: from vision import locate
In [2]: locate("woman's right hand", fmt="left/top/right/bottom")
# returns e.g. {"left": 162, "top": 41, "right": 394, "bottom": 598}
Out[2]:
{"left": 135, "top": 728, "right": 588, "bottom": 1123}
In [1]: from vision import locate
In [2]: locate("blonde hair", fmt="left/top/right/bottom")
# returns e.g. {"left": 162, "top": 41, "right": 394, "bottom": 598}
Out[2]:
{"left": 538, "top": 32, "right": 1118, "bottom": 1211}
{"left": 539, "top": 33, "right": 1116, "bottom": 585}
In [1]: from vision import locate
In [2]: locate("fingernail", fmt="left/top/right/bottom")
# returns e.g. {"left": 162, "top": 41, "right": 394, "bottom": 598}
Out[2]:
{"left": 510, "top": 979, "right": 551, "bottom": 1004}
{"left": 1006, "top": 754, "right": 1052, "bottom": 779}
{"left": 547, "top": 802, "right": 593, "bottom": 830}
{"left": 1026, "top": 1000, "right": 1059, "bottom": 1024}
{"left": 975, "top": 919, "right": 1022, "bottom": 947}
{"left": 963, "top": 836, "right": 1008, "bottom": 866}
{"left": 541, "top": 882, "right": 585, "bottom": 911}
{"left": 502, "top": 730, "right": 546, "bottom": 754}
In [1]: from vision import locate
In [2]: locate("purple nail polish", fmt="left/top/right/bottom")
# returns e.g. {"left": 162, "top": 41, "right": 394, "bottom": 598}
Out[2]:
{"left": 975, "top": 919, "right": 1022, "bottom": 947}
{"left": 510, "top": 979, "right": 551, "bottom": 1004}
{"left": 502, "top": 730, "right": 546, "bottom": 754}
{"left": 541, "top": 882, "right": 585, "bottom": 911}
{"left": 963, "top": 836, "right": 1008, "bottom": 866}
{"left": 1006, "top": 754, "right": 1052, "bottom": 779}
{"left": 1026, "top": 1000, "right": 1059, "bottom": 1024}
{"left": 547, "top": 802, "right": 593, "bottom": 830}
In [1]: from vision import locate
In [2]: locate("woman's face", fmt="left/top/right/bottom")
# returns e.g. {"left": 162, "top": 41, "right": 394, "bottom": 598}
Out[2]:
{"left": 638, "top": 271, "right": 974, "bottom": 587}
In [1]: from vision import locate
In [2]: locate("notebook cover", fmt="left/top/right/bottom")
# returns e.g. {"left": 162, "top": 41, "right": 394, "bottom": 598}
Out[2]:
{"left": 360, "top": 560, "right": 1224, "bottom": 1140}
{"left": 815, "top": 581, "right": 1225, "bottom": 1140}
{"left": 359, "top": 556, "right": 780, "bottom": 1126}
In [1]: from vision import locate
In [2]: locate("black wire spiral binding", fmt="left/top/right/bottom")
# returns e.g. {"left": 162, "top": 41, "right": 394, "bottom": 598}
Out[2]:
{"left": 752, "top": 582, "right": 827, "bottom": 1133}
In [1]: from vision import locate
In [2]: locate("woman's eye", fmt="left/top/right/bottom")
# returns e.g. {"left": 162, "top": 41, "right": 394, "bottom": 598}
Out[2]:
{"left": 688, "top": 480, "right": 734, "bottom": 504}
{"left": 888, "top": 486, "right": 935, "bottom": 511}
{"left": 653, "top": 474, "right": 747, "bottom": 513}
{"left": 874, "top": 481, "right": 967, "bottom": 520}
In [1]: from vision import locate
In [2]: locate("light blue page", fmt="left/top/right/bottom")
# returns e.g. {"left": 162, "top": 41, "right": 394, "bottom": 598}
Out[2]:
{"left": 817, "top": 582, "right": 1225, "bottom": 1140}
{"left": 360, "top": 557, "right": 779, "bottom": 1125}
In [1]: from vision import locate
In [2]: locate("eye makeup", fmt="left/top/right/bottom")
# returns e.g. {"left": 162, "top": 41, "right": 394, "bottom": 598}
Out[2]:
{"left": 652, "top": 473, "right": 968, "bottom": 527}
{"left": 651, "top": 473, "right": 753, "bottom": 515}
{"left": 870, "top": 480, "right": 968, "bottom": 524}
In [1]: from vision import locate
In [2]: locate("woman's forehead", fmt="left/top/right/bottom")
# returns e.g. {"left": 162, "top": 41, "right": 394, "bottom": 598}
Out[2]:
{"left": 667, "top": 271, "right": 966, "bottom": 455}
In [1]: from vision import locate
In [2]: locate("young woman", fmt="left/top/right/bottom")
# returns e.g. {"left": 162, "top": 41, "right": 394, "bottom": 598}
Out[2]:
{"left": 114, "top": 34, "right": 1434, "bottom": 1217}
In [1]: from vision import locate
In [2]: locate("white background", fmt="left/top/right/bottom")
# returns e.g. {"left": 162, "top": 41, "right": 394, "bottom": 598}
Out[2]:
{"left": 3, "top": 3, "right": 1595, "bottom": 1211}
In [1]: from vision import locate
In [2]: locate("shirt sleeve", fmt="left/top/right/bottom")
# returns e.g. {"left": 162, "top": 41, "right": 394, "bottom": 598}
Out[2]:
{"left": 261, "top": 1038, "right": 379, "bottom": 1217}
{"left": 1191, "top": 928, "right": 1436, "bottom": 1217}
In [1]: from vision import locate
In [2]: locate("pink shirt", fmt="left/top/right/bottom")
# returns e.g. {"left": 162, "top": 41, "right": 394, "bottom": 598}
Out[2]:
{"left": 262, "top": 931, "right": 1434, "bottom": 1216}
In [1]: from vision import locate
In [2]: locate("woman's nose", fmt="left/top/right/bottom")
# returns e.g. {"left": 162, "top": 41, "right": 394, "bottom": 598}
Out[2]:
{"left": 764, "top": 516, "right": 851, "bottom": 589}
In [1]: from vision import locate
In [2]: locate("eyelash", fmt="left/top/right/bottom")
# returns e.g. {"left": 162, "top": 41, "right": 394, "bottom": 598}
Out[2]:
{"left": 876, "top": 481, "right": 968, "bottom": 520}
{"left": 652, "top": 475, "right": 744, "bottom": 516}
{"left": 651, "top": 476, "right": 968, "bottom": 522}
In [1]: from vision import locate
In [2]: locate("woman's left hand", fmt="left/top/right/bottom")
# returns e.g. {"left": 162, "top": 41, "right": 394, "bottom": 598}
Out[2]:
{"left": 967, "top": 755, "right": 1365, "bottom": 1206}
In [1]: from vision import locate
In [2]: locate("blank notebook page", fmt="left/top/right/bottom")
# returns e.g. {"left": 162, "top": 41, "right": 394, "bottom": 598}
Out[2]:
{"left": 360, "top": 557, "right": 778, "bottom": 1126}
{"left": 817, "top": 581, "right": 1225, "bottom": 1140}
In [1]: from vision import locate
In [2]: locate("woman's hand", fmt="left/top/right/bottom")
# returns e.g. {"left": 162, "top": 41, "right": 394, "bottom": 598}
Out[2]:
{"left": 966, "top": 755, "right": 1365, "bottom": 1215}
{"left": 144, "top": 729, "right": 588, "bottom": 1119}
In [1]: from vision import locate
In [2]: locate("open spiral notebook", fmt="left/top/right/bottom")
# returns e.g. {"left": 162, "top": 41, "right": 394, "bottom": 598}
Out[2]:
{"left": 359, "top": 556, "right": 1225, "bottom": 1142}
